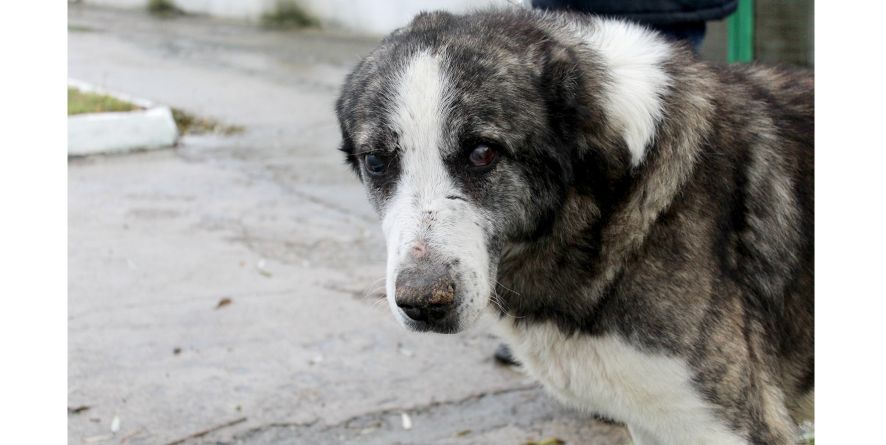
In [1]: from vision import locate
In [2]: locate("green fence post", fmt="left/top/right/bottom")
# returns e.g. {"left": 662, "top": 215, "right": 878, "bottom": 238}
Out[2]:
{"left": 727, "top": 0, "right": 755, "bottom": 63}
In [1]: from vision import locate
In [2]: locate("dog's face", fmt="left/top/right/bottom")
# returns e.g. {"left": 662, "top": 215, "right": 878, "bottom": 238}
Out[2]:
{"left": 335, "top": 11, "right": 631, "bottom": 333}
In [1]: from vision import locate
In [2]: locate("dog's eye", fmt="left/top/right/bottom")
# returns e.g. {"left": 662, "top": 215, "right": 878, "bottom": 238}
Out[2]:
{"left": 468, "top": 144, "right": 497, "bottom": 169}
{"left": 364, "top": 153, "right": 386, "bottom": 176}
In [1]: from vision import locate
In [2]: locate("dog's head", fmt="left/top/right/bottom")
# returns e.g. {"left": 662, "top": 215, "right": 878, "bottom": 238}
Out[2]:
{"left": 335, "top": 10, "right": 670, "bottom": 333}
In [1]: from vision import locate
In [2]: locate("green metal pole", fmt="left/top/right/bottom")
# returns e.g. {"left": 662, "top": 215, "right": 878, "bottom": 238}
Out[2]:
{"left": 727, "top": 0, "right": 755, "bottom": 63}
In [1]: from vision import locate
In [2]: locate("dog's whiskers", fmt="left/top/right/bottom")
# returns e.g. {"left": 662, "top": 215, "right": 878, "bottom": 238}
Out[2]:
{"left": 361, "top": 284, "right": 387, "bottom": 301}
{"left": 490, "top": 288, "right": 525, "bottom": 319}
{"left": 495, "top": 280, "right": 522, "bottom": 297}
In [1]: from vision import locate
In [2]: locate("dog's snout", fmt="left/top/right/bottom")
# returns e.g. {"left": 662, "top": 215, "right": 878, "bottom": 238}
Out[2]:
{"left": 394, "top": 265, "right": 458, "bottom": 331}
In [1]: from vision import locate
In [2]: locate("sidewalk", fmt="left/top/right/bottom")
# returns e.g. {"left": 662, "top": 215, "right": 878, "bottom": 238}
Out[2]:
{"left": 67, "top": 5, "right": 629, "bottom": 444}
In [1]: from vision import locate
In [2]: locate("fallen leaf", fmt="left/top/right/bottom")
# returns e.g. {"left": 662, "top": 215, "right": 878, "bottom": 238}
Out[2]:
{"left": 68, "top": 405, "right": 90, "bottom": 414}
{"left": 216, "top": 298, "right": 232, "bottom": 309}
{"left": 455, "top": 429, "right": 471, "bottom": 437}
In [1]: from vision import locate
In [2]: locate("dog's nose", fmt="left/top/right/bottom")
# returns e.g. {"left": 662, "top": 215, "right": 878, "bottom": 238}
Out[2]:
{"left": 397, "top": 302, "right": 450, "bottom": 323}
{"left": 395, "top": 265, "right": 456, "bottom": 327}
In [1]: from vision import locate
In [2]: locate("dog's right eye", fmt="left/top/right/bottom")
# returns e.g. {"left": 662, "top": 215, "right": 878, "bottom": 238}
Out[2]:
{"left": 364, "top": 153, "right": 386, "bottom": 176}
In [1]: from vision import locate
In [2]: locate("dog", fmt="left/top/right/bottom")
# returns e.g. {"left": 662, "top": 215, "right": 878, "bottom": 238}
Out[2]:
{"left": 335, "top": 8, "right": 813, "bottom": 445}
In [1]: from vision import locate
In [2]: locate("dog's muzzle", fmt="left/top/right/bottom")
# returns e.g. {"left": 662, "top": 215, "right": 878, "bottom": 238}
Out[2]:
{"left": 394, "top": 262, "right": 459, "bottom": 333}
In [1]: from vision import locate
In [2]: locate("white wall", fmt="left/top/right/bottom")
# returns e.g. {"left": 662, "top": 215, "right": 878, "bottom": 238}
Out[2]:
{"left": 77, "top": 0, "right": 528, "bottom": 35}
{"left": 298, "top": 0, "right": 523, "bottom": 35}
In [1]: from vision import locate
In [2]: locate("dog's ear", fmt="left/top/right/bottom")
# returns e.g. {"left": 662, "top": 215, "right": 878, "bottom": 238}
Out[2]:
{"left": 408, "top": 10, "right": 456, "bottom": 30}
{"left": 539, "top": 42, "right": 631, "bottom": 206}
{"left": 385, "top": 10, "right": 455, "bottom": 41}
{"left": 335, "top": 88, "right": 363, "bottom": 180}
{"left": 337, "top": 132, "right": 362, "bottom": 179}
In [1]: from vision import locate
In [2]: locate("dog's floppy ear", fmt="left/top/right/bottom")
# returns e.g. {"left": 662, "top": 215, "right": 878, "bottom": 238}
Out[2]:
{"left": 337, "top": 131, "right": 361, "bottom": 179}
{"left": 408, "top": 10, "right": 455, "bottom": 30}
{"left": 385, "top": 10, "right": 455, "bottom": 41}
{"left": 335, "top": 85, "right": 362, "bottom": 180}
{"left": 538, "top": 42, "right": 631, "bottom": 204}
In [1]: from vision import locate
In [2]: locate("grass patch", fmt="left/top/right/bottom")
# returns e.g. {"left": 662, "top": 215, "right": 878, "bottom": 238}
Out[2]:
{"left": 147, "top": 0, "right": 185, "bottom": 17}
{"left": 171, "top": 108, "right": 244, "bottom": 135}
{"left": 68, "top": 24, "right": 97, "bottom": 33}
{"left": 68, "top": 88, "right": 140, "bottom": 115}
{"left": 261, "top": 0, "right": 318, "bottom": 29}
{"left": 68, "top": 87, "right": 241, "bottom": 135}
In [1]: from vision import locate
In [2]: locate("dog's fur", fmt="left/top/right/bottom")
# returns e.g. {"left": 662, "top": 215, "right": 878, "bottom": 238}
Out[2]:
{"left": 335, "top": 8, "right": 813, "bottom": 445}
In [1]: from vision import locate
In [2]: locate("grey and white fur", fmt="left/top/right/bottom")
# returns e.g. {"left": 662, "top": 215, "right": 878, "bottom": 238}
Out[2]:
{"left": 335, "top": 8, "right": 813, "bottom": 445}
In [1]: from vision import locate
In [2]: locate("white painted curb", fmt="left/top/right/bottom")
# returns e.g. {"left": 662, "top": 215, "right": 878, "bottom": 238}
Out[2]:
{"left": 68, "top": 79, "right": 179, "bottom": 156}
{"left": 68, "top": 107, "right": 179, "bottom": 156}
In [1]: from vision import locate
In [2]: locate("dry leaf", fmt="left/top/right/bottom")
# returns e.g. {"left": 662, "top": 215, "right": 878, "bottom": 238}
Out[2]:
{"left": 68, "top": 405, "right": 90, "bottom": 414}
{"left": 216, "top": 298, "right": 232, "bottom": 309}
{"left": 526, "top": 438, "right": 565, "bottom": 445}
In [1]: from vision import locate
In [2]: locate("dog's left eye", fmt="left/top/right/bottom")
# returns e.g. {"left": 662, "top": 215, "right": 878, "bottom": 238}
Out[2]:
{"left": 468, "top": 144, "right": 497, "bottom": 169}
{"left": 364, "top": 153, "right": 386, "bottom": 176}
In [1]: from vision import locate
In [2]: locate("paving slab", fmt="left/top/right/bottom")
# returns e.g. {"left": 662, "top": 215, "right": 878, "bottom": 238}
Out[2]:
{"left": 68, "top": 5, "right": 629, "bottom": 444}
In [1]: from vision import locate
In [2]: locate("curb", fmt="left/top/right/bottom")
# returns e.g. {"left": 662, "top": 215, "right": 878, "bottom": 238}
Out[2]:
{"left": 68, "top": 79, "right": 179, "bottom": 156}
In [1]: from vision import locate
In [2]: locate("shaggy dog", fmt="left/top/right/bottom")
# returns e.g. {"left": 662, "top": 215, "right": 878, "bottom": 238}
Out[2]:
{"left": 335, "top": 9, "right": 813, "bottom": 445}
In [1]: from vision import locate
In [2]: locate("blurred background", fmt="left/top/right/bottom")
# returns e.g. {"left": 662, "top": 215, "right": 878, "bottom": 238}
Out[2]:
{"left": 67, "top": 1, "right": 813, "bottom": 444}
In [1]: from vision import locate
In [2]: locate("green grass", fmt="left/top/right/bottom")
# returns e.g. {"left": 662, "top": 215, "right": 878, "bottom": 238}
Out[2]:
{"left": 171, "top": 108, "right": 244, "bottom": 135}
{"left": 68, "top": 88, "right": 140, "bottom": 115}
{"left": 68, "top": 87, "right": 242, "bottom": 135}
{"left": 68, "top": 24, "right": 97, "bottom": 33}
{"left": 147, "top": 0, "right": 185, "bottom": 16}
{"left": 261, "top": 0, "right": 318, "bottom": 29}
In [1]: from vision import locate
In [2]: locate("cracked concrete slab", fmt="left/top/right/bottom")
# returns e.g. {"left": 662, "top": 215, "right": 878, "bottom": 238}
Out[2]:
{"left": 68, "top": 5, "right": 629, "bottom": 444}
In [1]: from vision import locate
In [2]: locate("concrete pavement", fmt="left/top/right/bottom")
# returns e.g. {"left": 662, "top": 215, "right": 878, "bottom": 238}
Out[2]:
{"left": 67, "top": 5, "right": 630, "bottom": 444}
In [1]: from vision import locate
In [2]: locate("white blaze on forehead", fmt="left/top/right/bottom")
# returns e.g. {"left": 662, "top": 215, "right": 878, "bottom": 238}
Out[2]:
{"left": 383, "top": 49, "right": 454, "bottom": 244}
{"left": 583, "top": 19, "right": 672, "bottom": 166}
{"left": 392, "top": 50, "right": 450, "bottom": 159}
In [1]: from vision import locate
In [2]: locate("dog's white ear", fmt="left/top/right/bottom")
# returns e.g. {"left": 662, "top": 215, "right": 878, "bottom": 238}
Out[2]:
{"left": 585, "top": 19, "right": 673, "bottom": 167}
{"left": 538, "top": 41, "right": 633, "bottom": 189}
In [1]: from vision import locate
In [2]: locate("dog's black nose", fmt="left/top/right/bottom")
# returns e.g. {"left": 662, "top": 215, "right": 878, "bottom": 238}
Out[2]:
{"left": 394, "top": 265, "right": 457, "bottom": 332}
{"left": 397, "top": 302, "right": 450, "bottom": 323}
